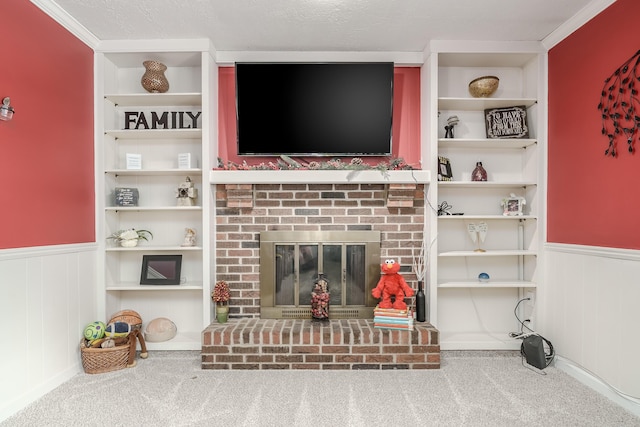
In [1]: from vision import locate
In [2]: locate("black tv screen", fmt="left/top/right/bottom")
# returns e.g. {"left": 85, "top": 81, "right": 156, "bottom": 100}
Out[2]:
{"left": 235, "top": 62, "right": 394, "bottom": 156}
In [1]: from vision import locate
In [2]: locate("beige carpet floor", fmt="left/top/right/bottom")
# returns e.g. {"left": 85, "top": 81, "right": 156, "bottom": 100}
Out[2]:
{"left": 3, "top": 351, "right": 640, "bottom": 427}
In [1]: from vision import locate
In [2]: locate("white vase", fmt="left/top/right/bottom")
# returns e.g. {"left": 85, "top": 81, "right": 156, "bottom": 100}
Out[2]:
{"left": 120, "top": 239, "right": 139, "bottom": 248}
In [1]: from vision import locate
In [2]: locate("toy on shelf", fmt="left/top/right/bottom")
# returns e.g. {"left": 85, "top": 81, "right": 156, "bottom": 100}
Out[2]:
{"left": 371, "top": 259, "right": 414, "bottom": 310}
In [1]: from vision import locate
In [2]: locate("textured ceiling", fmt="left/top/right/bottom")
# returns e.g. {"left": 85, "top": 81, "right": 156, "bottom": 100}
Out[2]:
{"left": 50, "top": 0, "right": 598, "bottom": 52}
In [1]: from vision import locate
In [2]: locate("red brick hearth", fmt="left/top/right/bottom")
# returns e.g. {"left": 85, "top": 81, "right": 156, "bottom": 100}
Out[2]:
{"left": 205, "top": 180, "right": 437, "bottom": 369}
{"left": 202, "top": 319, "right": 440, "bottom": 370}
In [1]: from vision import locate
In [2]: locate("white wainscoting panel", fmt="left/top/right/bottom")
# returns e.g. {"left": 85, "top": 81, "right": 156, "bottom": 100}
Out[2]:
{"left": 0, "top": 244, "right": 97, "bottom": 422}
{"left": 543, "top": 243, "right": 640, "bottom": 411}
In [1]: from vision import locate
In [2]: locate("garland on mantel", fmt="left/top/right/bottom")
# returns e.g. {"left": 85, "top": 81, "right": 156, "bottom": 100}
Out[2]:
{"left": 216, "top": 156, "right": 415, "bottom": 171}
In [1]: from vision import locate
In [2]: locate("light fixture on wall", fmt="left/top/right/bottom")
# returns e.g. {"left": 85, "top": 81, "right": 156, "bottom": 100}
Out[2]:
{"left": 0, "top": 97, "right": 15, "bottom": 121}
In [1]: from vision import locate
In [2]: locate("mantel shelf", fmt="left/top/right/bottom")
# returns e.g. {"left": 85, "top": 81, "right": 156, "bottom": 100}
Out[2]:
{"left": 210, "top": 169, "right": 430, "bottom": 185}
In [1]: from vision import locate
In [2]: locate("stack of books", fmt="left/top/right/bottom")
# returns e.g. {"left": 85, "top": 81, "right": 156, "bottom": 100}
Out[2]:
{"left": 373, "top": 306, "right": 414, "bottom": 330}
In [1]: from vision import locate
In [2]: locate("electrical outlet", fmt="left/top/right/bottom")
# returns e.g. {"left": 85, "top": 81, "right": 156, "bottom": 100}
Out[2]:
{"left": 525, "top": 290, "right": 535, "bottom": 306}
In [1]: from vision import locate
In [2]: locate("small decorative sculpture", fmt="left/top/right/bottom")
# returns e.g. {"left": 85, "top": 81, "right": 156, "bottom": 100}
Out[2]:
{"left": 181, "top": 228, "right": 196, "bottom": 247}
{"left": 444, "top": 115, "right": 459, "bottom": 138}
{"left": 467, "top": 222, "right": 488, "bottom": 252}
{"left": 471, "top": 161, "right": 487, "bottom": 181}
{"left": 176, "top": 176, "right": 198, "bottom": 206}
{"left": 311, "top": 274, "right": 330, "bottom": 320}
{"left": 438, "top": 201, "right": 453, "bottom": 216}
{"left": 141, "top": 60, "right": 169, "bottom": 93}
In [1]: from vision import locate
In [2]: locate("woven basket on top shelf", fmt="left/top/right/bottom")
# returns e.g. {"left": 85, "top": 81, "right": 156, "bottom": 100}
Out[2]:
{"left": 80, "top": 336, "right": 131, "bottom": 374}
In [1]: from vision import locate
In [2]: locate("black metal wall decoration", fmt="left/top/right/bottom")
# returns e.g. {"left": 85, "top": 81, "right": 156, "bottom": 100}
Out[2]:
{"left": 598, "top": 49, "right": 640, "bottom": 157}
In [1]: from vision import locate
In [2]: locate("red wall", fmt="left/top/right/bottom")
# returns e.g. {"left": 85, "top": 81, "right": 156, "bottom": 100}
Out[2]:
{"left": 218, "top": 67, "right": 421, "bottom": 168}
{"left": 0, "top": 1, "right": 94, "bottom": 249}
{"left": 548, "top": 0, "right": 640, "bottom": 249}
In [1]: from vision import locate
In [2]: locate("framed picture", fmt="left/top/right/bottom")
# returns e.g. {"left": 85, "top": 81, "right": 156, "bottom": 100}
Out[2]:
{"left": 438, "top": 156, "right": 453, "bottom": 181}
{"left": 501, "top": 194, "right": 526, "bottom": 216}
{"left": 115, "top": 187, "right": 139, "bottom": 207}
{"left": 140, "top": 255, "right": 182, "bottom": 285}
{"left": 485, "top": 105, "right": 529, "bottom": 139}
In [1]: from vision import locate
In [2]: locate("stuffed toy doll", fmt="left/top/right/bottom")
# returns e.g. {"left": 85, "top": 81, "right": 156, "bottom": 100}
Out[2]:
{"left": 371, "top": 259, "right": 414, "bottom": 310}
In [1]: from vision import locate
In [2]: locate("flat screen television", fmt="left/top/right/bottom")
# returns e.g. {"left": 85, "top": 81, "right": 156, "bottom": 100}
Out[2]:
{"left": 235, "top": 62, "right": 394, "bottom": 156}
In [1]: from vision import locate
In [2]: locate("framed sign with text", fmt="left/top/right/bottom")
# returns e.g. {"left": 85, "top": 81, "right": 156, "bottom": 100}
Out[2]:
{"left": 485, "top": 106, "right": 529, "bottom": 139}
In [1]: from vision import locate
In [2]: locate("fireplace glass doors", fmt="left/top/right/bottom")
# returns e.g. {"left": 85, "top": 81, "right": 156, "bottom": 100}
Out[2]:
{"left": 260, "top": 231, "right": 381, "bottom": 319}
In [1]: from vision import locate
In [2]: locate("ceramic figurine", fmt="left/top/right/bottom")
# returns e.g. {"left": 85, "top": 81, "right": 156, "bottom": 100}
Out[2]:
{"left": 471, "top": 161, "right": 487, "bottom": 181}
{"left": 444, "top": 115, "right": 459, "bottom": 138}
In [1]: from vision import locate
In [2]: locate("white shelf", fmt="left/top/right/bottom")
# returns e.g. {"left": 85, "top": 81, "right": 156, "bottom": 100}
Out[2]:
{"left": 106, "top": 282, "right": 203, "bottom": 291}
{"left": 210, "top": 169, "right": 431, "bottom": 184}
{"left": 105, "top": 129, "right": 202, "bottom": 139}
{"left": 438, "top": 97, "right": 537, "bottom": 111}
{"left": 144, "top": 331, "right": 202, "bottom": 351}
{"left": 438, "top": 138, "right": 537, "bottom": 149}
{"left": 439, "top": 332, "right": 522, "bottom": 351}
{"left": 145, "top": 331, "right": 202, "bottom": 351}
{"left": 105, "top": 206, "right": 202, "bottom": 212}
{"left": 438, "top": 250, "right": 537, "bottom": 257}
{"left": 438, "top": 181, "right": 536, "bottom": 188}
{"left": 438, "top": 214, "right": 537, "bottom": 220}
{"left": 438, "top": 280, "right": 537, "bottom": 288}
{"left": 105, "top": 246, "right": 203, "bottom": 251}
{"left": 105, "top": 92, "right": 202, "bottom": 106}
{"left": 106, "top": 168, "right": 202, "bottom": 176}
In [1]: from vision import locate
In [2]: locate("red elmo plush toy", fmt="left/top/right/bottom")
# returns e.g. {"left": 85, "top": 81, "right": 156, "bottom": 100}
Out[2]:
{"left": 371, "top": 259, "right": 414, "bottom": 310}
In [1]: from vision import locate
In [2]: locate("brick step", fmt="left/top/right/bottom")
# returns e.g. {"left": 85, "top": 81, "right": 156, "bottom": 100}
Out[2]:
{"left": 201, "top": 318, "right": 439, "bottom": 370}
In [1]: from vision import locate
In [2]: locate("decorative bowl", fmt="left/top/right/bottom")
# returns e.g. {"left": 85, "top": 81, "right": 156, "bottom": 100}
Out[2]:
{"left": 478, "top": 272, "right": 490, "bottom": 283}
{"left": 468, "top": 76, "right": 499, "bottom": 98}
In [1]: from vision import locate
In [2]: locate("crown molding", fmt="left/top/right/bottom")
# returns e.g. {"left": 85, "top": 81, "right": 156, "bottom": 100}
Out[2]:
{"left": 30, "top": 0, "right": 100, "bottom": 48}
{"left": 214, "top": 51, "right": 424, "bottom": 66}
{"left": 542, "top": 0, "right": 616, "bottom": 49}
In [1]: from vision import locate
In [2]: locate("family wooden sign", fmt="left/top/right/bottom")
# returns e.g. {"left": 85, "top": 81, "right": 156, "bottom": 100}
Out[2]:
{"left": 124, "top": 111, "right": 202, "bottom": 130}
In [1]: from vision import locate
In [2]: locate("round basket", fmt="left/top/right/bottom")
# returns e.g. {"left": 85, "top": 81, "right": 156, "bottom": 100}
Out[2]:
{"left": 109, "top": 310, "right": 142, "bottom": 330}
{"left": 80, "top": 337, "right": 131, "bottom": 374}
{"left": 468, "top": 75, "right": 499, "bottom": 98}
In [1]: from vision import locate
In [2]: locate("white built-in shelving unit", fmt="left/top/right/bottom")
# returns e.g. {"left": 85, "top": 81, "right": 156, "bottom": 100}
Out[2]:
{"left": 94, "top": 40, "right": 544, "bottom": 351}
{"left": 96, "top": 40, "right": 215, "bottom": 350}
{"left": 427, "top": 43, "right": 546, "bottom": 350}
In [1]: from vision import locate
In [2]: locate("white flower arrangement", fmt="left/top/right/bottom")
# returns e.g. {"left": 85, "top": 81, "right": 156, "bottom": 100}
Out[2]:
{"left": 107, "top": 229, "right": 153, "bottom": 247}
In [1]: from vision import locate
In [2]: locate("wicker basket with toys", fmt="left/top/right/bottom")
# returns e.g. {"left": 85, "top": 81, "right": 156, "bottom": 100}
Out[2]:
{"left": 80, "top": 310, "right": 147, "bottom": 374}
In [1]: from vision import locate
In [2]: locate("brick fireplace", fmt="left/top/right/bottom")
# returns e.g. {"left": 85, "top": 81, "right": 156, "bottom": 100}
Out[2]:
{"left": 214, "top": 180, "right": 426, "bottom": 317}
{"left": 203, "top": 172, "right": 439, "bottom": 369}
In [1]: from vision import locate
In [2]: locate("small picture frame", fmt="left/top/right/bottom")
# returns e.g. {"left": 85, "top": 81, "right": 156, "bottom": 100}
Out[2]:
{"left": 126, "top": 153, "right": 142, "bottom": 170}
{"left": 501, "top": 194, "right": 526, "bottom": 216}
{"left": 140, "top": 255, "right": 182, "bottom": 285}
{"left": 178, "top": 153, "right": 196, "bottom": 169}
{"left": 438, "top": 156, "right": 453, "bottom": 181}
{"left": 114, "top": 187, "right": 139, "bottom": 207}
{"left": 485, "top": 106, "right": 529, "bottom": 139}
